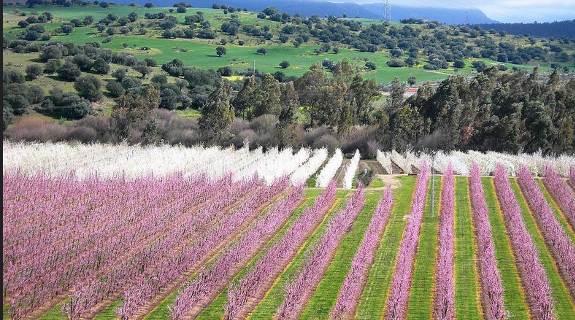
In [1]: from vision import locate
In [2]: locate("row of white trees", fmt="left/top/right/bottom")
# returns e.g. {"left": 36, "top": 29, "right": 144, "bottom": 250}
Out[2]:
{"left": 378, "top": 149, "right": 574, "bottom": 177}
{"left": 4, "top": 142, "right": 574, "bottom": 190}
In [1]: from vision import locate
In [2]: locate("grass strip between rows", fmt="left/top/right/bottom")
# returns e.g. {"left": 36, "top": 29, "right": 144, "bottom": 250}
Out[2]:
{"left": 482, "top": 178, "right": 530, "bottom": 320}
{"left": 299, "top": 190, "right": 383, "bottom": 319}
{"left": 406, "top": 175, "right": 441, "bottom": 320}
{"left": 453, "top": 177, "right": 482, "bottom": 320}
{"left": 355, "top": 176, "right": 417, "bottom": 319}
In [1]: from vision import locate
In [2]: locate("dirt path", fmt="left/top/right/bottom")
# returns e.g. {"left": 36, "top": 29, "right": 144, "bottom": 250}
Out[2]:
{"left": 333, "top": 159, "right": 350, "bottom": 188}
{"left": 377, "top": 175, "right": 403, "bottom": 190}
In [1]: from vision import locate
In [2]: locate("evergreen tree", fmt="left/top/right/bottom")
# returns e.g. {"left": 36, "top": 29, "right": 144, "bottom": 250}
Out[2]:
{"left": 233, "top": 76, "right": 257, "bottom": 119}
{"left": 199, "top": 81, "right": 234, "bottom": 144}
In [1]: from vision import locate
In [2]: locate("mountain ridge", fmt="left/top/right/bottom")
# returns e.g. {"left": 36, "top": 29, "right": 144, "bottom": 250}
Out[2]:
{"left": 109, "top": 0, "right": 498, "bottom": 25}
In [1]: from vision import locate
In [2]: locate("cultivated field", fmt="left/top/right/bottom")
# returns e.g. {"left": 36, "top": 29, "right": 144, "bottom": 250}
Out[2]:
{"left": 3, "top": 142, "right": 575, "bottom": 320}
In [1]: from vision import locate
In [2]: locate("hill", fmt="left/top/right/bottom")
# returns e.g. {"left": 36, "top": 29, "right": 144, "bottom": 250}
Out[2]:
{"left": 474, "top": 19, "right": 575, "bottom": 39}
{"left": 111, "top": 0, "right": 497, "bottom": 25}
{"left": 2, "top": 3, "right": 575, "bottom": 156}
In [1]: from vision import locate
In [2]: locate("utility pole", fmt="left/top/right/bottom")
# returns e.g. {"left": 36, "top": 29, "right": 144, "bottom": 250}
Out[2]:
{"left": 253, "top": 60, "right": 256, "bottom": 73}
{"left": 382, "top": 0, "right": 391, "bottom": 22}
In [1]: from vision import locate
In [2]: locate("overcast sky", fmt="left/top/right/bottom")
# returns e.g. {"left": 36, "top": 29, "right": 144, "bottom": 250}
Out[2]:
{"left": 332, "top": 0, "right": 575, "bottom": 23}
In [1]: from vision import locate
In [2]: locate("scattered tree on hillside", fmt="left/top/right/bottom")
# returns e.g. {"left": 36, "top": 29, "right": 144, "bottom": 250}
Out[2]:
{"left": 216, "top": 46, "right": 227, "bottom": 57}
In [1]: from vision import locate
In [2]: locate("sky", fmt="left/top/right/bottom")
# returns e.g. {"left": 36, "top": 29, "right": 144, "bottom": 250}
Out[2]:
{"left": 333, "top": 0, "right": 575, "bottom": 23}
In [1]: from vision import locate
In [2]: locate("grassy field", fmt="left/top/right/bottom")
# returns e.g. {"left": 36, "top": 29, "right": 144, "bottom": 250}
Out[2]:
{"left": 5, "top": 3, "right": 566, "bottom": 91}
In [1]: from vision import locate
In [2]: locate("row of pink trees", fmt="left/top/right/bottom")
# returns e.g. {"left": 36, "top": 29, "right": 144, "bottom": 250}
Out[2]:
{"left": 432, "top": 164, "right": 455, "bottom": 320}
{"left": 384, "top": 161, "right": 430, "bottom": 320}
{"left": 543, "top": 166, "right": 575, "bottom": 232}
{"left": 114, "top": 177, "right": 291, "bottom": 320}
{"left": 275, "top": 183, "right": 366, "bottom": 319}
{"left": 494, "top": 165, "right": 555, "bottom": 320}
{"left": 224, "top": 181, "right": 338, "bottom": 319}
{"left": 517, "top": 166, "right": 575, "bottom": 300}
{"left": 469, "top": 163, "right": 506, "bottom": 320}
{"left": 169, "top": 185, "right": 305, "bottom": 319}
{"left": 330, "top": 185, "right": 393, "bottom": 319}
{"left": 3, "top": 171, "right": 261, "bottom": 319}
{"left": 63, "top": 177, "right": 288, "bottom": 320}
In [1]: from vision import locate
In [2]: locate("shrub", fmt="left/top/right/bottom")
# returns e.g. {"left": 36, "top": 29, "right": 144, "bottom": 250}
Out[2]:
{"left": 4, "top": 94, "right": 30, "bottom": 115}
{"left": 43, "top": 59, "right": 62, "bottom": 74}
{"left": 279, "top": 61, "right": 290, "bottom": 69}
{"left": 27, "top": 85, "right": 45, "bottom": 104}
{"left": 105, "top": 81, "right": 125, "bottom": 97}
{"left": 3, "top": 69, "right": 25, "bottom": 84}
{"left": 74, "top": 75, "right": 103, "bottom": 102}
{"left": 92, "top": 58, "right": 110, "bottom": 75}
{"left": 57, "top": 62, "right": 81, "bottom": 81}
{"left": 73, "top": 54, "right": 94, "bottom": 72}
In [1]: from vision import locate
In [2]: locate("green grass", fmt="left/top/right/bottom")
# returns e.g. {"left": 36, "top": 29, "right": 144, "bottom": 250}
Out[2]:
{"left": 453, "top": 177, "right": 482, "bottom": 320}
{"left": 355, "top": 176, "right": 416, "bottom": 319}
{"left": 93, "top": 299, "right": 123, "bottom": 320}
{"left": 406, "top": 174, "right": 440, "bottom": 319}
{"left": 509, "top": 179, "right": 575, "bottom": 319}
{"left": 536, "top": 179, "right": 575, "bottom": 242}
{"left": 174, "top": 108, "right": 201, "bottom": 118}
{"left": 370, "top": 176, "right": 385, "bottom": 188}
{"left": 482, "top": 177, "right": 530, "bottom": 319}
{"left": 248, "top": 190, "right": 351, "bottom": 319}
{"left": 299, "top": 190, "right": 383, "bottom": 319}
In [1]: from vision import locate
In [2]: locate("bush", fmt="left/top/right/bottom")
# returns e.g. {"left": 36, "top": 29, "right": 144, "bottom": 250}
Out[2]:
{"left": 472, "top": 60, "right": 487, "bottom": 72}
{"left": 4, "top": 94, "right": 30, "bottom": 115}
{"left": 23, "top": 30, "right": 40, "bottom": 41}
{"left": 217, "top": 66, "right": 232, "bottom": 77}
{"left": 27, "top": 85, "right": 45, "bottom": 104}
{"left": 40, "top": 45, "right": 63, "bottom": 61}
{"left": 453, "top": 60, "right": 465, "bottom": 68}
{"left": 73, "top": 54, "right": 94, "bottom": 72}
{"left": 120, "top": 76, "right": 142, "bottom": 89}
{"left": 92, "top": 58, "right": 110, "bottom": 74}
{"left": 3, "top": 69, "right": 25, "bottom": 84}
{"left": 57, "top": 62, "right": 81, "bottom": 81}
{"left": 386, "top": 58, "right": 405, "bottom": 67}
{"left": 105, "top": 80, "right": 125, "bottom": 97}
{"left": 279, "top": 61, "right": 290, "bottom": 69}
{"left": 144, "top": 58, "right": 157, "bottom": 67}
{"left": 43, "top": 59, "right": 62, "bottom": 74}
{"left": 74, "top": 75, "right": 103, "bottom": 102}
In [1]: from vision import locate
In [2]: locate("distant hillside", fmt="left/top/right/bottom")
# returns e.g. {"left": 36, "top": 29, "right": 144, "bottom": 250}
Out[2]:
{"left": 474, "top": 20, "right": 575, "bottom": 39}
{"left": 111, "top": 0, "right": 496, "bottom": 25}
{"left": 361, "top": 3, "right": 497, "bottom": 25}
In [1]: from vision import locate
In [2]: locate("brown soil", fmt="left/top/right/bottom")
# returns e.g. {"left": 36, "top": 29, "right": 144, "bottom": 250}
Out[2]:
{"left": 333, "top": 159, "right": 350, "bottom": 187}
{"left": 377, "top": 175, "right": 403, "bottom": 190}
{"left": 390, "top": 161, "right": 403, "bottom": 174}
{"left": 361, "top": 160, "right": 386, "bottom": 174}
